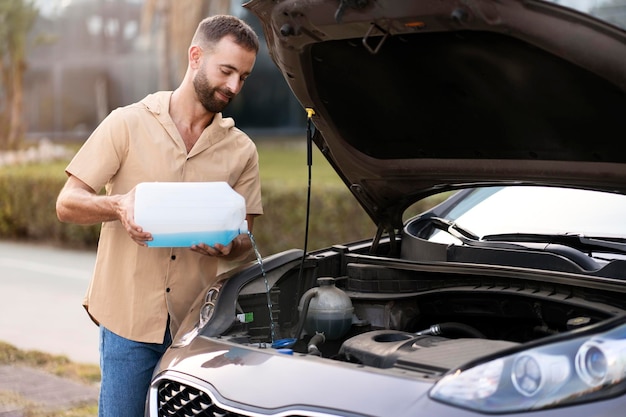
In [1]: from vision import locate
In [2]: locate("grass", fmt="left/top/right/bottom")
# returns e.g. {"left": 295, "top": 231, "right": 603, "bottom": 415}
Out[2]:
{"left": 0, "top": 341, "right": 100, "bottom": 417}
{"left": 0, "top": 341, "right": 100, "bottom": 384}
{"left": 0, "top": 393, "right": 98, "bottom": 417}
{"left": 256, "top": 136, "right": 345, "bottom": 188}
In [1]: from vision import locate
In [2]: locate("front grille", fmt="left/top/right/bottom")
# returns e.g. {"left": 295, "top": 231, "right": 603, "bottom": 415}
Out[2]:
{"left": 157, "top": 378, "right": 316, "bottom": 417}
{"left": 157, "top": 379, "right": 241, "bottom": 417}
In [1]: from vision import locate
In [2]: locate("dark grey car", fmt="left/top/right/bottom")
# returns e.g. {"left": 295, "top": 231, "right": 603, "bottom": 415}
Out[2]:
{"left": 146, "top": 0, "right": 626, "bottom": 416}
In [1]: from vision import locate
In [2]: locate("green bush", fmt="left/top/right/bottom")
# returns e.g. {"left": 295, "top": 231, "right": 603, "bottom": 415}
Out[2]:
{"left": 0, "top": 162, "right": 101, "bottom": 249}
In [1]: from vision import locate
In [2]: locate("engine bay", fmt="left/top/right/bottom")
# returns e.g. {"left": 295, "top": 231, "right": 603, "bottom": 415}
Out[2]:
{"left": 221, "top": 247, "right": 626, "bottom": 375}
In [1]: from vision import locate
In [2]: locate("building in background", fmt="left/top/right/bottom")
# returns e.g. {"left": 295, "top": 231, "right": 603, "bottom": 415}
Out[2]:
{"left": 25, "top": 0, "right": 304, "bottom": 142}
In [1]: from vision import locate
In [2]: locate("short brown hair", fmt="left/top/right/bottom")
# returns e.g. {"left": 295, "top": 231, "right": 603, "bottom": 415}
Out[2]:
{"left": 192, "top": 14, "right": 259, "bottom": 53}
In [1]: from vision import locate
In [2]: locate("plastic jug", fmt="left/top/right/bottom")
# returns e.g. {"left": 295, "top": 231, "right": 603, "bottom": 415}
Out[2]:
{"left": 134, "top": 181, "right": 248, "bottom": 248}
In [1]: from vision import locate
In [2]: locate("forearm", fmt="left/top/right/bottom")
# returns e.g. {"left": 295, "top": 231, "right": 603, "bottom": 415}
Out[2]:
{"left": 56, "top": 178, "right": 123, "bottom": 225}
{"left": 57, "top": 191, "right": 120, "bottom": 225}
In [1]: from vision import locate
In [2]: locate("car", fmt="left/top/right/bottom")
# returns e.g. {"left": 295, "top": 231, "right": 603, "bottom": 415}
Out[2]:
{"left": 145, "top": 0, "right": 626, "bottom": 416}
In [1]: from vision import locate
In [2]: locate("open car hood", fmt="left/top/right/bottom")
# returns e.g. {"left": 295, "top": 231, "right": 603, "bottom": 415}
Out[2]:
{"left": 244, "top": 0, "right": 626, "bottom": 231}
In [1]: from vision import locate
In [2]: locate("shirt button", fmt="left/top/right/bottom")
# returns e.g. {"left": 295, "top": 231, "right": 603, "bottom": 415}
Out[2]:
{"left": 166, "top": 288, "right": 171, "bottom": 293}
{"left": 171, "top": 255, "right": 176, "bottom": 260}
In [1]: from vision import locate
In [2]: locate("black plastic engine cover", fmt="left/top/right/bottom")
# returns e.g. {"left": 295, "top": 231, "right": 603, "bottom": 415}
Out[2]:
{"left": 338, "top": 330, "right": 518, "bottom": 374}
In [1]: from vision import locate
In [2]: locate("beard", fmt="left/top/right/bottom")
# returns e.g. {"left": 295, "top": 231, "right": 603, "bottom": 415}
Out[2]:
{"left": 193, "top": 65, "right": 233, "bottom": 113}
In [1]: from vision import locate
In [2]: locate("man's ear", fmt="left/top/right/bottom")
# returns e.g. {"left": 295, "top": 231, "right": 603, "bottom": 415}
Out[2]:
{"left": 189, "top": 45, "right": 202, "bottom": 69}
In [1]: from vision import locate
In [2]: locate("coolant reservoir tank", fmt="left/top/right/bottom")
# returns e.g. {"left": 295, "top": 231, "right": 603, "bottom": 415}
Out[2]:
{"left": 300, "top": 277, "right": 354, "bottom": 340}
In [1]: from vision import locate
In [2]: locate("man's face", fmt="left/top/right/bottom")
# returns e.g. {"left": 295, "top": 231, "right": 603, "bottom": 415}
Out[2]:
{"left": 193, "top": 36, "right": 256, "bottom": 113}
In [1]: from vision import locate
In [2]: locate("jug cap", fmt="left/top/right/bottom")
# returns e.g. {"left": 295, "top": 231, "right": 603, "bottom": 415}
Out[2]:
{"left": 239, "top": 220, "right": 248, "bottom": 234}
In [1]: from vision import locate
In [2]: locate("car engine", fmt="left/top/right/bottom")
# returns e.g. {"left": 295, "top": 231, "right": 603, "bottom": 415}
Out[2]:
{"left": 218, "top": 245, "right": 626, "bottom": 374}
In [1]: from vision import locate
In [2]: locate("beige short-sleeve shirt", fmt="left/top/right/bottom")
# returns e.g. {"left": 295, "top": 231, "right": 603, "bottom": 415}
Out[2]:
{"left": 65, "top": 91, "right": 263, "bottom": 343}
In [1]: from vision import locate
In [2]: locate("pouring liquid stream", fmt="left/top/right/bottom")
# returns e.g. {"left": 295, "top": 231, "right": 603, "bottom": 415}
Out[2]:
{"left": 248, "top": 232, "right": 276, "bottom": 343}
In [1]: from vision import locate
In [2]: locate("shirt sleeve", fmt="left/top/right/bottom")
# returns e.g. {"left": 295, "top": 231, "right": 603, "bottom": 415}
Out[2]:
{"left": 65, "top": 108, "right": 129, "bottom": 194}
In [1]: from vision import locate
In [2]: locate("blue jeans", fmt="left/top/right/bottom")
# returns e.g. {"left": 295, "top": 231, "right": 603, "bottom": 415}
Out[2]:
{"left": 98, "top": 325, "right": 171, "bottom": 417}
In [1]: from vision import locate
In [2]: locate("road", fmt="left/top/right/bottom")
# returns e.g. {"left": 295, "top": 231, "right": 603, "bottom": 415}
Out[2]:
{"left": 0, "top": 240, "right": 99, "bottom": 364}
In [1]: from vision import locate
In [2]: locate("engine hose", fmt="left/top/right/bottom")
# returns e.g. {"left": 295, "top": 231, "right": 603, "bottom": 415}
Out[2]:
{"left": 307, "top": 332, "right": 326, "bottom": 356}
{"left": 293, "top": 289, "right": 318, "bottom": 341}
{"left": 416, "top": 322, "right": 485, "bottom": 338}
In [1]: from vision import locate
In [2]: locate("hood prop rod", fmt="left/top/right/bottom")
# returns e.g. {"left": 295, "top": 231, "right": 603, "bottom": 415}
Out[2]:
{"left": 371, "top": 222, "right": 397, "bottom": 255}
{"left": 296, "top": 108, "right": 316, "bottom": 287}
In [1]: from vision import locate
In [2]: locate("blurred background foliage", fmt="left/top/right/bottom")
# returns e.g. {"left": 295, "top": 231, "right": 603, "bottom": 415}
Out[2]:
{"left": 6, "top": 0, "right": 304, "bottom": 149}
{"left": 0, "top": 0, "right": 445, "bottom": 256}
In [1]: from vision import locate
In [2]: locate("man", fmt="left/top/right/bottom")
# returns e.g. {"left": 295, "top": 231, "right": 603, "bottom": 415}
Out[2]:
{"left": 56, "top": 15, "right": 262, "bottom": 417}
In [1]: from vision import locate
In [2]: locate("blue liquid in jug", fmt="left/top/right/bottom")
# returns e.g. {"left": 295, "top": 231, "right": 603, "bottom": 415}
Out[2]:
{"left": 147, "top": 230, "right": 240, "bottom": 247}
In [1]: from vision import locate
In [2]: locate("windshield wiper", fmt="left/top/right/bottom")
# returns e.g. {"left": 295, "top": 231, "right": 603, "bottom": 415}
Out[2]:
{"left": 482, "top": 233, "right": 626, "bottom": 255}
{"left": 429, "top": 217, "right": 479, "bottom": 242}
{"left": 429, "top": 217, "right": 626, "bottom": 255}
{"left": 428, "top": 218, "right": 625, "bottom": 273}
{"left": 429, "top": 217, "right": 529, "bottom": 250}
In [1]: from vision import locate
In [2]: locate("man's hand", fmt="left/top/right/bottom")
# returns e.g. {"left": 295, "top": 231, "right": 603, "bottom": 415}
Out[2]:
{"left": 191, "top": 241, "right": 234, "bottom": 257}
{"left": 190, "top": 233, "right": 251, "bottom": 260}
{"left": 190, "top": 216, "right": 255, "bottom": 259}
{"left": 114, "top": 188, "right": 152, "bottom": 246}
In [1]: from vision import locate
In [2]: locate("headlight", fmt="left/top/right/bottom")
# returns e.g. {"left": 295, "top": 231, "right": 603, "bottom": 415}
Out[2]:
{"left": 576, "top": 338, "right": 626, "bottom": 387}
{"left": 511, "top": 352, "right": 570, "bottom": 397}
{"left": 430, "top": 322, "right": 626, "bottom": 413}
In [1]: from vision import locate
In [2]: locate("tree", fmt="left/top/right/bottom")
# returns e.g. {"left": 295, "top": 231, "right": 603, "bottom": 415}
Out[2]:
{"left": 0, "top": 0, "right": 38, "bottom": 150}
{"left": 140, "top": 0, "right": 231, "bottom": 89}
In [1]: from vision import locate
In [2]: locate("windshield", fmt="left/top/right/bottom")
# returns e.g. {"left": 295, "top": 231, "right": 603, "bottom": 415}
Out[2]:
{"left": 429, "top": 186, "right": 626, "bottom": 244}
{"left": 545, "top": 0, "right": 626, "bottom": 31}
